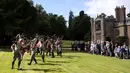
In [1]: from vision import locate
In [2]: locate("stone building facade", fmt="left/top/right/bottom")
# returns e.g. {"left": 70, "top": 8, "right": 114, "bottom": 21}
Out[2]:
{"left": 91, "top": 5, "right": 130, "bottom": 45}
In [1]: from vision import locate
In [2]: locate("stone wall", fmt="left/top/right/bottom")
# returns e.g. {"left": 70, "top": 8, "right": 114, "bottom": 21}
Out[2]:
{"left": 118, "top": 26, "right": 125, "bottom": 36}
{"left": 104, "top": 21, "right": 115, "bottom": 41}
{"left": 127, "top": 25, "right": 130, "bottom": 45}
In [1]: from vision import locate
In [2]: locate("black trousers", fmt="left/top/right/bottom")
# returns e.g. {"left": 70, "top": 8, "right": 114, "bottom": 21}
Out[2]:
{"left": 12, "top": 52, "right": 22, "bottom": 69}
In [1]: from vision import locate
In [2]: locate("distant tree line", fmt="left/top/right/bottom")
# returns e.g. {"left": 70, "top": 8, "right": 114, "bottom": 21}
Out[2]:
{"left": 0, "top": 0, "right": 91, "bottom": 46}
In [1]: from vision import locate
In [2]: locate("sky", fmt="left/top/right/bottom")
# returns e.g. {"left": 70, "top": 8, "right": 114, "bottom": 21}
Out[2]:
{"left": 33, "top": 0, "right": 130, "bottom": 22}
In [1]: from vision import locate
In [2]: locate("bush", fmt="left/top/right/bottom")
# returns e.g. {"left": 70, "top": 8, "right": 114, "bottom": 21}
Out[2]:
{"left": 118, "top": 36, "right": 128, "bottom": 45}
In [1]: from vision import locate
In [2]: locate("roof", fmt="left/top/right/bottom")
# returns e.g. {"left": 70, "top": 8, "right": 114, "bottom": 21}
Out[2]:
{"left": 105, "top": 18, "right": 116, "bottom": 22}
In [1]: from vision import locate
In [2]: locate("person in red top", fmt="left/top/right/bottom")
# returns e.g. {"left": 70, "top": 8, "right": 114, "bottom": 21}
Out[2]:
{"left": 36, "top": 38, "right": 45, "bottom": 62}
{"left": 18, "top": 38, "right": 25, "bottom": 59}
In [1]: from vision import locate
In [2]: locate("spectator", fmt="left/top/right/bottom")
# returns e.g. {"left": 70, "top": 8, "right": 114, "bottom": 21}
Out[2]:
{"left": 117, "top": 46, "right": 121, "bottom": 58}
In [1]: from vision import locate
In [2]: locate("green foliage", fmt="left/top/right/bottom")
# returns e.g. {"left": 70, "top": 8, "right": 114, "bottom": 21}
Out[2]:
{"left": 0, "top": 0, "right": 38, "bottom": 36}
{"left": 0, "top": 0, "right": 67, "bottom": 38}
{"left": 68, "top": 10, "right": 74, "bottom": 28}
{"left": 118, "top": 36, "right": 128, "bottom": 45}
{"left": 0, "top": 0, "right": 91, "bottom": 46}
{"left": 68, "top": 10, "right": 91, "bottom": 40}
{"left": 84, "top": 29, "right": 91, "bottom": 41}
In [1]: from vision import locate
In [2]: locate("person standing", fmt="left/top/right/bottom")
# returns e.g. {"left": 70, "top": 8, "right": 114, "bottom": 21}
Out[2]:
{"left": 50, "top": 38, "right": 55, "bottom": 58}
{"left": 46, "top": 38, "right": 52, "bottom": 56}
{"left": 28, "top": 37, "right": 38, "bottom": 65}
{"left": 56, "top": 38, "right": 62, "bottom": 57}
{"left": 11, "top": 37, "right": 23, "bottom": 70}
{"left": 36, "top": 38, "right": 45, "bottom": 62}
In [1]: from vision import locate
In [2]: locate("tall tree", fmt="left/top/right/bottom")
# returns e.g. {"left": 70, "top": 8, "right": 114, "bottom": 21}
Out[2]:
{"left": 27, "top": 0, "right": 33, "bottom": 6}
{"left": 68, "top": 10, "right": 74, "bottom": 28}
{"left": 67, "top": 10, "right": 91, "bottom": 40}
{"left": 67, "top": 11, "right": 74, "bottom": 39}
{"left": 79, "top": 10, "right": 84, "bottom": 17}
{"left": 57, "top": 15, "right": 67, "bottom": 36}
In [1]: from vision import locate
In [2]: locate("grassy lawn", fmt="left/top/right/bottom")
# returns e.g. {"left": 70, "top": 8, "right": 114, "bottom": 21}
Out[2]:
{"left": 62, "top": 40, "right": 88, "bottom": 48}
{"left": 0, "top": 48, "right": 130, "bottom": 73}
{"left": 62, "top": 40, "right": 72, "bottom": 48}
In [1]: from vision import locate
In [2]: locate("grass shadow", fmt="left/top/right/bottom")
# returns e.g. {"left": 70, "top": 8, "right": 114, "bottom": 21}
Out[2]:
{"left": 47, "top": 60, "right": 70, "bottom": 63}
{"left": 23, "top": 59, "right": 42, "bottom": 61}
{"left": 35, "top": 55, "right": 41, "bottom": 57}
{"left": 22, "top": 68, "right": 64, "bottom": 72}
{"left": 38, "top": 62, "right": 61, "bottom": 66}
{"left": 0, "top": 48, "right": 87, "bottom": 54}
{"left": 63, "top": 55, "right": 81, "bottom": 59}
{"left": 62, "top": 48, "right": 87, "bottom": 54}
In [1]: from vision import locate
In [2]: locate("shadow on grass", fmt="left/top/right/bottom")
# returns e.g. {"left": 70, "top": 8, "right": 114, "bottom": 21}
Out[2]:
{"left": 22, "top": 68, "right": 64, "bottom": 72}
{"left": 23, "top": 59, "right": 42, "bottom": 61}
{"left": 38, "top": 62, "right": 61, "bottom": 66}
{"left": 23, "top": 59, "right": 62, "bottom": 66}
{"left": 63, "top": 55, "right": 81, "bottom": 59}
{"left": 62, "top": 48, "right": 87, "bottom": 54}
{"left": 35, "top": 55, "right": 43, "bottom": 57}
{"left": 47, "top": 60, "right": 70, "bottom": 63}
{"left": 0, "top": 48, "right": 87, "bottom": 54}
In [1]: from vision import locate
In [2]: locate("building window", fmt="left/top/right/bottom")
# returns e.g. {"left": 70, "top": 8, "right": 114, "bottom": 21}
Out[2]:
{"left": 95, "top": 24, "right": 101, "bottom": 30}
{"left": 95, "top": 21, "right": 101, "bottom": 31}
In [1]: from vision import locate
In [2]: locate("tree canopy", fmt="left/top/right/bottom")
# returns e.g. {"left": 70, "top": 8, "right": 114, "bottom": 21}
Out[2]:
{"left": 0, "top": 0, "right": 91, "bottom": 46}
{"left": 68, "top": 10, "right": 91, "bottom": 41}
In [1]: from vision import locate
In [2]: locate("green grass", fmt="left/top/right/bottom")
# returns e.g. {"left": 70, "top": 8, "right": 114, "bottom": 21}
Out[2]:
{"left": 62, "top": 40, "right": 72, "bottom": 48}
{"left": 0, "top": 48, "right": 130, "bottom": 73}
